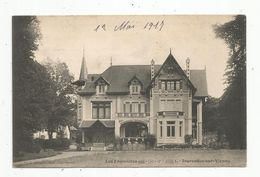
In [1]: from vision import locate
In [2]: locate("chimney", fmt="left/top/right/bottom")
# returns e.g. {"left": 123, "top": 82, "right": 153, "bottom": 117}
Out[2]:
{"left": 186, "top": 57, "right": 190, "bottom": 79}
{"left": 151, "top": 59, "right": 155, "bottom": 80}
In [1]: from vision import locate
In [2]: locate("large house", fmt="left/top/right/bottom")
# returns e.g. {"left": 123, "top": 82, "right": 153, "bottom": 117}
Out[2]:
{"left": 73, "top": 51, "right": 208, "bottom": 147}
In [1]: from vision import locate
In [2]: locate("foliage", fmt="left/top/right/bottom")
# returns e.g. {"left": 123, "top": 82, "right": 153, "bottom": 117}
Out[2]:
{"left": 184, "top": 135, "right": 193, "bottom": 145}
{"left": 13, "top": 16, "right": 53, "bottom": 154}
{"left": 34, "top": 138, "right": 71, "bottom": 150}
{"left": 13, "top": 16, "right": 76, "bottom": 155}
{"left": 42, "top": 59, "right": 76, "bottom": 139}
{"left": 214, "top": 15, "right": 246, "bottom": 149}
{"left": 144, "top": 134, "right": 156, "bottom": 147}
{"left": 203, "top": 96, "right": 222, "bottom": 133}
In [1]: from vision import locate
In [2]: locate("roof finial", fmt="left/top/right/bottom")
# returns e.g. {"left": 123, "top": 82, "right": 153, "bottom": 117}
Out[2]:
{"left": 110, "top": 56, "right": 113, "bottom": 66}
{"left": 83, "top": 45, "right": 85, "bottom": 58}
{"left": 170, "top": 48, "right": 172, "bottom": 54}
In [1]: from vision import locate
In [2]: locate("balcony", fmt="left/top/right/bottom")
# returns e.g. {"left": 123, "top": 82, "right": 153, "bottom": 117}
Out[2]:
{"left": 157, "top": 111, "right": 184, "bottom": 118}
{"left": 116, "top": 112, "right": 150, "bottom": 118}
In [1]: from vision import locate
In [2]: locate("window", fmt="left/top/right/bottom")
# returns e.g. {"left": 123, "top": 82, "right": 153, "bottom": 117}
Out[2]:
{"left": 140, "top": 102, "right": 145, "bottom": 113}
{"left": 132, "top": 102, "right": 139, "bottom": 113}
{"left": 124, "top": 102, "right": 146, "bottom": 113}
{"left": 159, "top": 121, "right": 163, "bottom": 138}
{"left": 130, "top": 84, "right": 140, "bottom": 94}
{"left": 166, "top": 121, "right": 176, "bottom": 137}
{"left": 97, "top": 85, "right": 106, "bottom": 94}
{"left": 176, "top": 81, "right": 180, "bottom": 90}
{"left": 92, "top": 102, "right": 111, "bottom": 119}
{"left": 161, "top": 81, "right": 166, "bottom": 90}
{"left": 159, "top": 80, "right": 182, "bottom": 90}
{"left": 179, "top": 121, "right": 183, "bottom": 137}
{"left": 169, "top": 81, "right": 175, "bottom": 90}
{"left": 124, "top": 102, "right": 131, "bottom": 113}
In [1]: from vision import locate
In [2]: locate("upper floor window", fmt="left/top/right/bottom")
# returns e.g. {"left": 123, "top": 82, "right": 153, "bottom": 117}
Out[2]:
{"left": 123, "top": 101, "right": 147, "bottom": 113}
{"left": 129, "top": 76, "right": 142, "bottom": 95}
{"left": 159, "top": 80, "right": 182, "bottom": 91}
{"left": 92, "top": 102, "right": 111, "bottom": 119}
{"left": 95, "top": 76, "right": 110, "bottom": 95}
{"left": 131, "top": 85, "right": 141, "bottom": 94}
{"left": 97, "top": 85, "right": 106, "bottom": 94}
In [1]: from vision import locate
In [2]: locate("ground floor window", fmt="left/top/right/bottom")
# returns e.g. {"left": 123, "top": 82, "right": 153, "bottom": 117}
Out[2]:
{"left": 166, "top": 121, "right": 176, "bottom": 137}
{"left": 158, "top": 120, "right": 184, "bottom": 139}
{"left": 179, "top": 121, "right": 183, "bottom": 137}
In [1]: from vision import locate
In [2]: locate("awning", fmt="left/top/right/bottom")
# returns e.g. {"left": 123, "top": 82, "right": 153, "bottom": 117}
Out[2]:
{"left": 100, "top": 120, "right": 115, "bottom": 128}
{"left": 79, "top": 120, "right": 115, "bottom": 128}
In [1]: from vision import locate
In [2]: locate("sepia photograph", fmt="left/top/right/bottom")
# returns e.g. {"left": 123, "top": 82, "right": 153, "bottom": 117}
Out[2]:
{"left": 12, "top": 15, "right": 246, "bottom": 168}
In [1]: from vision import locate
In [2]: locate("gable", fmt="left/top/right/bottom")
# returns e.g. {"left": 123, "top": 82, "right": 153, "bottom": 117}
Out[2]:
{"left": 94, "top": 76, "right": 110, "bottom": 86}
{"left": 128, "top": 75, "right": 143, "bottom": 86}
{"left": 151, "top": 53, "right": 196, "bottom": 92}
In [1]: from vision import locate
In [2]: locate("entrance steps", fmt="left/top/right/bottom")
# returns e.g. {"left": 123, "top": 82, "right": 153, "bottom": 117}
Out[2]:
{"left": 91, "top": 143, "right": 105, "bottom": 151}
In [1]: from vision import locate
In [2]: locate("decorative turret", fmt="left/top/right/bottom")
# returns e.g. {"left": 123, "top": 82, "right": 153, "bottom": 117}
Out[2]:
{"left": 186, "top": 57, "right": 190, "bottom": 79}
{"left": 72, "top": 48, "right": 88, "bottom": 86}
{"left": 151, "top": 59, "right": 155, "bottom": 80}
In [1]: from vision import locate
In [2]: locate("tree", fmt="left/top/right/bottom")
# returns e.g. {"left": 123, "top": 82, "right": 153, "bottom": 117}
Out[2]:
{"left": 13, "top": 16, "right": 52, "bottom": 153}
{"left": 42, "top": 59, "right": 76, "bottom": 139}
{"left": 214, "top": 15, "right": 246, "bottom": 149}
{"left": 203, "top": 96, "right": 221, "bottom": 133}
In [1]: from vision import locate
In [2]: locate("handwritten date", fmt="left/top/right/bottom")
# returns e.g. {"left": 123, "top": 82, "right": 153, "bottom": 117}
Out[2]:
{"left": 94, "top": 20, "right": 164, "bottom": 32}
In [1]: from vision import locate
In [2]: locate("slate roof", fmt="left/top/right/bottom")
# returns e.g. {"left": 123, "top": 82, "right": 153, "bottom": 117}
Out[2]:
{"left": 78, "top": 65, "right": 208, "bottom": 97}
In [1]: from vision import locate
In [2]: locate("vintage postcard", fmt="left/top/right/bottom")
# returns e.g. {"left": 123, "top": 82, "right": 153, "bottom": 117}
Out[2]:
{"left": 11, "top": 15, "right": 246, "bottom": 168}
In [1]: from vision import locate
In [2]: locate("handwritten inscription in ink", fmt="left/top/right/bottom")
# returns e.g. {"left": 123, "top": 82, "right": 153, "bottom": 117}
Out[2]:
{"left": 94, "top": 20, "right": 165, "bottom": 32}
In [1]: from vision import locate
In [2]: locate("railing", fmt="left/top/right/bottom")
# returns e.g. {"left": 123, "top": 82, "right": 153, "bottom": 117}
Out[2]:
{"left": 121, "top": 137, "right": 146, "bottom": 144}
{"left": 157, "top": 111, "right": 184, "bottom": 117}
{"left": 116, "top": 112, "right": 150, "bottom": 118}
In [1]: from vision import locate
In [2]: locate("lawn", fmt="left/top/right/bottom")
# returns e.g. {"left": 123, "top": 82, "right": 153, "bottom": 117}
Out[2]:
{"left": 13, "top": 150, "right": 61, "bottom": 162}
{"left": 14, "top": 149, "right": 246, "bottom": 167}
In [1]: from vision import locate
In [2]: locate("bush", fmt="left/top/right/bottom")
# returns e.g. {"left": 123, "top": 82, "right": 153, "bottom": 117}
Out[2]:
{"left": 29, "top": 143, "right": 42, "bottom": 153}
{"left": 184, "top": 135, "right": 193, "bottom": 145}
{"left": 33, "top": 138, "right": 71, "bottom": 150}
{"left": 145, "top": 134, "right": 156, "bottom": 147}
{"left": 75, "top": 130, "right": 82, "bottom": 144}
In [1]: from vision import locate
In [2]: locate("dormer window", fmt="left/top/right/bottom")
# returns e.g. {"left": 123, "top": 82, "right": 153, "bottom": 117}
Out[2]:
{"left": 94, "top": 76, "right": 110, "bottom": 95}
{"left": 131, "top": 84, "right": 141, "bottom": 94}
{"left": 128, "top": 76, "right": 142, "bottom": 95}
{"left": 97, "top": 84, "right": 106, "bottom": 94}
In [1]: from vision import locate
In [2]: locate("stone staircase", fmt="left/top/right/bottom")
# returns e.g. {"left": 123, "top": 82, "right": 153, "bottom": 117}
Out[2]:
{"left": 91, "top": 143, "right": 106, "bottom": 151}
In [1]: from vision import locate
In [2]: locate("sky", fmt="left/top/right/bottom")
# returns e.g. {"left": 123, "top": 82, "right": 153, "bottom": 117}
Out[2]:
{"left": 35, "top": 15, "right": 233, "bottom": 98}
